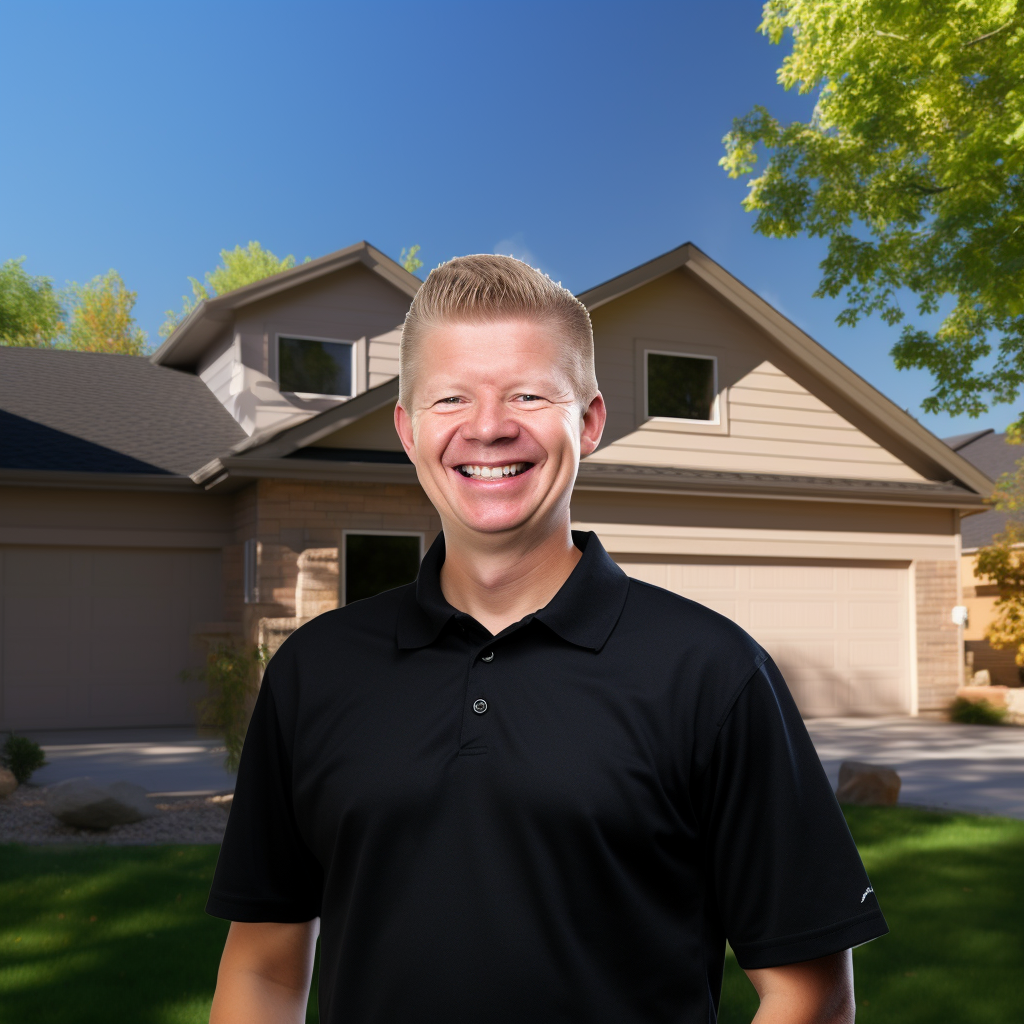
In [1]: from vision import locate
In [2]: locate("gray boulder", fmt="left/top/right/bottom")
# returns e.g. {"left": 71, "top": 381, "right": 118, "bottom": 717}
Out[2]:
{"left": 0, "top": 767, "right": 17, "bottom": 798}
{"left": 45, "top": 777, "right": 159, "bottom": 829}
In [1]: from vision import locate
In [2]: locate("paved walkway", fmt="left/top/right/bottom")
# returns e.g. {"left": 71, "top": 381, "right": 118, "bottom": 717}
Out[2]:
{"left": 24, "top": 728, "right": 235, "bottom": 796}
{"left": 806, "top": 716, "right": 1024, "bottom": 819}
{"left": 19, "top": 718, "right": 1024, "bottom": 818}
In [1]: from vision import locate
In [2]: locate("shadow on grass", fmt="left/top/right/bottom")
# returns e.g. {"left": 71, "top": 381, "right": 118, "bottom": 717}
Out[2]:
{"left": 0, "top": 844, "right": 229, "bottom": 1024}
{"left": 718, "top": 806, "right": 1024, "bottom": 1024}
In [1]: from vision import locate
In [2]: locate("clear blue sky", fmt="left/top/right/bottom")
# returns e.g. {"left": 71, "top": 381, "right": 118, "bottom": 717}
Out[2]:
{"left": 0, "top": 0, "right": 1011, "bottom": 439}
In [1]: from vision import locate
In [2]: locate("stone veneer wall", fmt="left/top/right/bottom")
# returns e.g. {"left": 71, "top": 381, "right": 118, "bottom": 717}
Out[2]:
{"left": 915, "top": 560, "right": 962, "bottom": 711}
{"left": 235, "top": 478, "right": 442, "bottom": 647}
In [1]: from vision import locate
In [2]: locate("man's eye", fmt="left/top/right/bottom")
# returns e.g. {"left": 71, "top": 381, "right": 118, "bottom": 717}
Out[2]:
{"left": 438, "top": 397, "right": 462, "bottom": 404}
{"left": 517, "top": 394, "right": 543, "bottom": 402}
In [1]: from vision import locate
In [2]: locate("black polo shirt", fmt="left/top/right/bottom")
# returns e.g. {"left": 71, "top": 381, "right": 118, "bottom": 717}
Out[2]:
{"left": 208, "top": 530, "right": 887, "bottom": 1023}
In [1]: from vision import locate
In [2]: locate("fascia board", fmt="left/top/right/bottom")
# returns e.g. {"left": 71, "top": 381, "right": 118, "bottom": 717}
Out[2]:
{"left": 0, "top": 468, "right": 200, "bottom": 492}
{"left": 678, "top": 248, "right": 995, "bottom": 498}
{"left": 577, "top": 244, "right": 694, "bottom": 310}
{"left": 196, "top": 456, "right": 418, "bottom": 492}
{"left": 573, "top": 464, "right": 987, "bottom": 509}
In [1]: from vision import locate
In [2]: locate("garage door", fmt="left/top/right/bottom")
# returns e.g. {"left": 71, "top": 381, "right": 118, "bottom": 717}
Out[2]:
{"left": 614, "top": 560, "right": 911, "bottom": 716}
{"left": 0, "top": 546, "right": 222, "bottom": 730}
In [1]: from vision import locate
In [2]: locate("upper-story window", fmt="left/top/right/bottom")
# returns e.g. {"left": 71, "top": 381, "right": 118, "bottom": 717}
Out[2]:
{"left": 645, "top": 351, "right": 717, "bottom": 422}
{"left": 278, "top": 336, "right": 354, "bottom": 397}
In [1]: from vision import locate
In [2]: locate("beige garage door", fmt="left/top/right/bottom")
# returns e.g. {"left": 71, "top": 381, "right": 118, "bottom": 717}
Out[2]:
{"left": 615, "top": 560, "right": 911, "bottom": 717}
{"left": 0, "top": 546, "right": 222, "bottom": 730}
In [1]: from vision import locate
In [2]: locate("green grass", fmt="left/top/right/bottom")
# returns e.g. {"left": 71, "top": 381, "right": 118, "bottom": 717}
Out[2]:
{"left": 720, "top": 806, "right": 1024, "bottom": 1023}
{"left": 1, "top": 806, "right": 1022, "bottom": 1023}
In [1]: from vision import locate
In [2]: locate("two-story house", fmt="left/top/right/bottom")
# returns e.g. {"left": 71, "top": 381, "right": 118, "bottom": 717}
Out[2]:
{"left": 0, "top": 241, "right": 992, "bottom": 730}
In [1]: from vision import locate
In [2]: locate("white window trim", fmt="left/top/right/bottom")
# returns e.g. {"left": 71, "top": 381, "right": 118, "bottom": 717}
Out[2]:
{"left": 644, "top": 348, "right": 720, "bottom": 425}
{"left": 341, "top": 529, "right": 426, "bottom": 606}
{"left": 275, "top": 333, "right": 357, "bottom": 400}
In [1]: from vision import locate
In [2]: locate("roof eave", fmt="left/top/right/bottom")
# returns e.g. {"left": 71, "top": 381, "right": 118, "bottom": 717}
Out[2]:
{"left": 579, "top": 243, "right": 994, "bottom": 499}
{"left": 150, "top": 242, "right": 421, "bottom": 370}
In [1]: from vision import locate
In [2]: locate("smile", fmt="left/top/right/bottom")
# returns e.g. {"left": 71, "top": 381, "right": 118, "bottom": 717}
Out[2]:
{"left": 456, "top": 462, "right": 531, "bottom": 479}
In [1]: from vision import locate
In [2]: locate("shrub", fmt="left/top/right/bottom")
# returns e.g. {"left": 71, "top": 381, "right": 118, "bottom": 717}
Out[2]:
{"left": 182, "top": 642, "right": 269, "bottom": 772}
{"left": 948, "top": 696, "right": 1007, "bottom": 725}
{"left": 1, "top": 733, "right": 48, "bottom": 784}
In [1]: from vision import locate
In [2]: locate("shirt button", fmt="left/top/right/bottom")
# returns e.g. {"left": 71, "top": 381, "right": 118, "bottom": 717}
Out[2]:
{"left": 481, "top": 651, "right": 494, "bottom": 662}
{"left": 473, "top": 698, "right": 488, "bottom": 714}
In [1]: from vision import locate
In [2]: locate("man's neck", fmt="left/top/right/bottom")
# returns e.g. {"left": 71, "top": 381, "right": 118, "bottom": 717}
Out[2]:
{"left": 439, "top": 520, "right": 582, "bottom": 636}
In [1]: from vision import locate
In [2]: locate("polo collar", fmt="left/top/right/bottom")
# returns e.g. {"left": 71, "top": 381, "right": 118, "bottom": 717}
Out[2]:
{"left": 396, "top": 529, "right": 629, "bottom": 651}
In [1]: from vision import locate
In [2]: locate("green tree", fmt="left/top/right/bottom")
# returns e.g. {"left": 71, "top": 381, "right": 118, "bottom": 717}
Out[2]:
{"left": 61, "top": 269, "right": 148, "bottom": 355}
{"left": 160, "top": 241, "right": 298, "bottom": 338}
{"left": 721, "top": 0, "right": 1024, "bottom": 424}
{"left": 400, "top": 244, "right": 424, "bottom": 274}
{"left": 0, "top": 257, "right": 64, "bottom": 347}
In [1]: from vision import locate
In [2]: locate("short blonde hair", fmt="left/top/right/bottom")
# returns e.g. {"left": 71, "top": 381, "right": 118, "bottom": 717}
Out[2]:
{"left": 399, "top": 253, "right": 598, "bottom": 410}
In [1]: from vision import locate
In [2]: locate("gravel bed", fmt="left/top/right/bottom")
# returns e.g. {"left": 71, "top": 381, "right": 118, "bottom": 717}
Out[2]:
{"left": 0, "top": 787, "right": 231, "bottom": 846}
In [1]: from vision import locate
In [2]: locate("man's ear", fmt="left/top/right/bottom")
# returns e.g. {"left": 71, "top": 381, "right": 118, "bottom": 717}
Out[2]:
{"left": 394, "top": 402, "right": 418, "bottom": 465}
{"left": 579, "top": 392, "right": 607, "bottom": 458}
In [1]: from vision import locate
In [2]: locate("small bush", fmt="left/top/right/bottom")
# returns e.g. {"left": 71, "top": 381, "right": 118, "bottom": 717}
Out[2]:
{"left": 1, "top": 732, "right": 48, "bottom": 784}
{"left": 182, "top": 642, "right": 269, "bottom": 772}
{"left": 949, "top": 696, "right": 1007, "bottom": 725}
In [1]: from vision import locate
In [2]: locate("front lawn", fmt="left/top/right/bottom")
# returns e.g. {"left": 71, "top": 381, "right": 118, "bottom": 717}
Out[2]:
{"left": 1, "top": 806, "right": 1022, "bottom": 1023}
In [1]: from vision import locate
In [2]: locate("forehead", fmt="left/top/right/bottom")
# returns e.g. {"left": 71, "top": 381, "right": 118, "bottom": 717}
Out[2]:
{"left": 417, "top": 319, "right": 573, "bottom": 383}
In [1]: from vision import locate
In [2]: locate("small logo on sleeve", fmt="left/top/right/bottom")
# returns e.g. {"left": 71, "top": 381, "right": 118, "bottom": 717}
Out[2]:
{"left": 860, "top": 886, "right": 874, "bottom": 904}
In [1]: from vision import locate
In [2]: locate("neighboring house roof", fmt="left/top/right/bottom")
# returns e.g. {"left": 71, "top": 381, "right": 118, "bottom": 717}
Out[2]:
{"left": 149, "top": 241, "right": 421, "bottom": 370}
{"left": 944, "top": 428, "right": 1021, "bottom": 549}
{"left": 0, "top": 346, "right": 247, "bottom": 486}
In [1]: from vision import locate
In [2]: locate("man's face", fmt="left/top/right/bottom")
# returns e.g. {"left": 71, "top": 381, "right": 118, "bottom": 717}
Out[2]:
{"left": 394, "top": 319, "right": 605, "bottom": 541}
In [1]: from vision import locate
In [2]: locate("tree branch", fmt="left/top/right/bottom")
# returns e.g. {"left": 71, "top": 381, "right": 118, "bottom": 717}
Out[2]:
{"left": 875, "top": 30, "right": 909, "bottom": 41}
{"left": 963, "top": 20, "right": 1015, "bottom": 48}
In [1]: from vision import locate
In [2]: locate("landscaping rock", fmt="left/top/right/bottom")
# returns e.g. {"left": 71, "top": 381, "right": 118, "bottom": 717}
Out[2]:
{"left": 45, "top": 777, "right": 159, "bottom": 829}
{"left": 0, "top": 768, "right": 17, "bottom": 799}
{"left": 835, "top": 761, "right": 901, "bottom": 806}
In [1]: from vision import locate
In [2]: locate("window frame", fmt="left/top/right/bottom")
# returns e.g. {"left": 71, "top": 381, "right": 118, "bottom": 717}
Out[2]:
{"left": 341, "top": 529, "right": 426, "bottom": 607}
{"left": 275, "top": 332, "right": 357, "bottom": 400}
{"left": 643, "top": 348, "right": 720, "bottom": 425}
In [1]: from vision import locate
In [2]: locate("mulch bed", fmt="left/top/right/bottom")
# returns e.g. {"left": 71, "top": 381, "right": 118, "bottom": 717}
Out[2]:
{"left": 0, "top": 787, "right": 230, "bottom": 845}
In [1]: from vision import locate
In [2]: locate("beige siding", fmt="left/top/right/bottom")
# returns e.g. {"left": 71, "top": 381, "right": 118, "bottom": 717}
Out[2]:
{"left": 312, "top": 401, "right": 403, "bottom": 451}
{"left": 915, "top": 560, "right": 962, "bottom": 710}
{"left": 588, "top": 269, "right": 927, "bottom": 482}
{"left": 571, "top": 491, "right": 958, "bottom": 563}
{"left": 199, "top": 263, "right": 411, "bottom": 436}
{"left": 368, "top": 329, "right": 401, "bottom": 389}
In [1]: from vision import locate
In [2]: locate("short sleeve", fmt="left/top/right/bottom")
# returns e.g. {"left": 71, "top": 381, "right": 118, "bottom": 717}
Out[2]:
{"left": 206, "top": 666, "right": 323, "bottom": 923}
{"left": 698, "top": 657, "right": 888, "bottom": 968}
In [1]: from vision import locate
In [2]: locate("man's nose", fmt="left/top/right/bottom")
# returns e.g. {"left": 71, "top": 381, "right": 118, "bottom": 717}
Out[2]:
{"left": 461, "top": 394, "right": 519, "bottom": 444}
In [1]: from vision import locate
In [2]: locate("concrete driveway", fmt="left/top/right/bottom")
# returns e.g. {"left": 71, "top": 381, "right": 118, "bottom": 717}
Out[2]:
{"left": 23, "top": 728, "right": 235, "bottom": 796}
{"left": 806, "top": 716, "right": 1024, "bottom": 819}
{"left": 16, "top": 718, "right": 1024, "bottom": 818}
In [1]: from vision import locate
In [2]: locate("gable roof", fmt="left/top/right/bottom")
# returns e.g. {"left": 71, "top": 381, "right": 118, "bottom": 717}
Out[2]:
{"left": 149, "top": 241, "right": 421, "bottom": 370}
{"left": 944, "top": 430, "right": 1016, "bottom": 549}
{"left": 0, "top": 346, "right": 246, "bottom": 486}
{"left": 579, "top": 243, "right": 994, "bottom": 499}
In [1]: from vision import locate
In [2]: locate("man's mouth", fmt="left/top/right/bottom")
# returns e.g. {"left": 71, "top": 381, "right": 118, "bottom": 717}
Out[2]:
{"left": 456, "top": 461, "right": 532, "bottom": 479}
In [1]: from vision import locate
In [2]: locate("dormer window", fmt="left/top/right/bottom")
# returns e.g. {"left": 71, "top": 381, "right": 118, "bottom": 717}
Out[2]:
{"left": 645, "top": 351, "right": 717, "bottom": 422}
{"left": 278, "top": 336, "right": 355, "bottom": 398}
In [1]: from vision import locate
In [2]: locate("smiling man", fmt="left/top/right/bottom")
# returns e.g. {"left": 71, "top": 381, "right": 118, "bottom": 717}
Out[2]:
{"left": 206, "top": 255, "right": 887, "bottom": 1024}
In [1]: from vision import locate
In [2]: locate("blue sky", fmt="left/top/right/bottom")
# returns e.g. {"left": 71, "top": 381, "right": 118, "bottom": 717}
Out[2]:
{"left": 0, "top": 0, "right": 1011, "bottom": 438}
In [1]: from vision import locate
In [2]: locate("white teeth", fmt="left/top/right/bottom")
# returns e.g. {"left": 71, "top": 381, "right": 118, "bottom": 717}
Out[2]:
{"left": 459, "top": 462, "right": 527, "bottom": 478}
